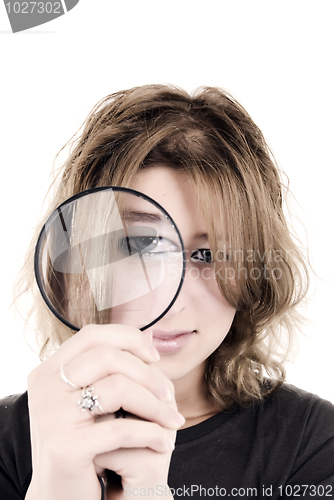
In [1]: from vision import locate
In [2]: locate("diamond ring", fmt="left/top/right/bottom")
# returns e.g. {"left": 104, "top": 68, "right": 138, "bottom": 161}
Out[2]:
{"left": 78, "top": 385, "right": 106, "bottom": 416}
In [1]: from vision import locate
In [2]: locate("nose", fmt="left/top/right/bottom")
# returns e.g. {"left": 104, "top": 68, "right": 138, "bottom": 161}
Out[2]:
{"left": 165, "top": 286, "right": 187, "bottom": 316}
{"left": 163, "top": 262, "right": 195, "bottom": 317}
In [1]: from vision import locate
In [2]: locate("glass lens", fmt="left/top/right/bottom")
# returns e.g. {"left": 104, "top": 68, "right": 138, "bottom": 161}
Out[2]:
{"left": 35, "top": 187, "right": 185, "bottom": 331}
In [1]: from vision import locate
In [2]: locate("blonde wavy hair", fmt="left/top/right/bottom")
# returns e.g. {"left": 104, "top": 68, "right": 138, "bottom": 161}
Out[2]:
{"left": 16, "top": 84, "right": 309, "bottom": 409}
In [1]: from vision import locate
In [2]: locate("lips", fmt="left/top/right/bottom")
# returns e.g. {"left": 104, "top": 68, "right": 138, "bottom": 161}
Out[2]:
{"left": 152, "top": 330, "right": 195, "bottom": 354}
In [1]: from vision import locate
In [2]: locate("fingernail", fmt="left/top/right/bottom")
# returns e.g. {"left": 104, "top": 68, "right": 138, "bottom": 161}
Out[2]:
{"left": 149, "top": 344, "right": 160, "bottom": 361}
{"left": 161, "top": 384, "right": 172, "bottom": 402}
{"left": 171, "top": 408, "right": 185, "bottom": 426}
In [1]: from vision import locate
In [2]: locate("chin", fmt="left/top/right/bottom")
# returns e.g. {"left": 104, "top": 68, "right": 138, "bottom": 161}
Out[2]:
{"left": 157, "top": 356, "right": 206, "bottom": 384}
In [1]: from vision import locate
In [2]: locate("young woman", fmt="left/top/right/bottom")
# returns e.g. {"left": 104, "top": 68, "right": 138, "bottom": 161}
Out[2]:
{"left": 1, "top": 85, "right": 333, "bottom": 500}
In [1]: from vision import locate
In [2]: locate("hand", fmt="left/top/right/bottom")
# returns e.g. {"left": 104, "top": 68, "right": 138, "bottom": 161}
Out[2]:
{"left": 94, "top": 412, "right": 176, "bottom": 500}
{"left": 25, "top": 324, "right": 184, "bottom": 500}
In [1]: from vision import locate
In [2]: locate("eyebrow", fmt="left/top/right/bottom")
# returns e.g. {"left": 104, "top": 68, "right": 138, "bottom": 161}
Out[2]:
{"left": 123, "top": 211, "right": 211, "bottom": 243}
{"left": 193, "top": 232, "right": 209, "bottom": 242}
{"left": 122, "top": 210, "right": 168, "bottom": 223}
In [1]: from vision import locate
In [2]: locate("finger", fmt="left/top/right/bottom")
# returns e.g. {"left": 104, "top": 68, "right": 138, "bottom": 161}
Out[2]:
{"left": 92, "top": 374, "right": 184, "bottom": 429}
{"left": 94, "top": 446, "right": 172, "bottom": 492}
{"left": 29, "top": 324, "right": 160, "bottom": 384}
{"left": 62, "top": 345, "right": 173, "bottom": 402}
{"left": 82, "top": 418, "right": 175, "bottom": 457}
{"left": 60, "top": 324, "right": 160, "bottom": 365}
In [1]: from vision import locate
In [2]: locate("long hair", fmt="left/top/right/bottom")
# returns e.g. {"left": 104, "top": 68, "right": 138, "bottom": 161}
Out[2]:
{"left": 16, "top": 84, "right": 309, "bottom": 408}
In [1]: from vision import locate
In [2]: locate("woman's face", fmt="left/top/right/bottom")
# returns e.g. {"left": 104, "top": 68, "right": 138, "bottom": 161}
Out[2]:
{"left": 129, "top": 167, "right": 236, "bottom": 384}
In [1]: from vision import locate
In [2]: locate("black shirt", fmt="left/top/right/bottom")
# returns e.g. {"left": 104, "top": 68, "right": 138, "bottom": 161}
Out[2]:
{"left": 1, "top": 384, "right": 333, "bottom": 499}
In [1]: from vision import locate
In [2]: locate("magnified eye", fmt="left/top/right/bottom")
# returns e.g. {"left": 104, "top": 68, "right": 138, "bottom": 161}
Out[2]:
{"left": 191, "top": 249, "right": 212, "bottom": 264}
{"left": 119, "top": 236, "right": 179, "bottom": 255}
{"left": 130, "top": 236, "right": 158, "bottom": 252}
{"left": 119, "top": 236, "right": 157, "bottom": 254}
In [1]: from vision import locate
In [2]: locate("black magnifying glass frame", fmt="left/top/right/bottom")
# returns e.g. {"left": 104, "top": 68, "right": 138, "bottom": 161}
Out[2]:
{"left": 34, "top": 186, "right": 186, "bottom": 332}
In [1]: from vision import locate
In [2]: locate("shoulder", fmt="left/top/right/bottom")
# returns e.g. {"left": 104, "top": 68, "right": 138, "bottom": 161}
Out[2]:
{"left": 260, "top": 384, "right": 334, "bottom": 482}
{"left": 228, "top": 382, "right": 334, "bottom": 466}
{"left": 0, "top": 392, "right": 31, "bottom": 496}
{"left": 0, "top": 390, "right": 30, "bottom": 449}
{"left": 0, "top": 392, "right": 29, "bottom": 421}
{"left": 0, "top": 392, "right": 30, "bottom": 440}
{"left": 0, "top": 391, "right": 31, "bottom": 457}
{"left": 260, "top": 382, "right": 334, "bottom": 432}
{"left": 172, "top": 386, "right": 334, "bottom": 489}
{"left": 265, "top": 382, "right": 334, "bottom": 423}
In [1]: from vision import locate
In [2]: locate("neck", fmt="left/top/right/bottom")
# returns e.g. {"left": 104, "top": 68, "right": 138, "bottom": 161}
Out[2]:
{"left": 173, "top": 363, "right": 221, "bottom": 429}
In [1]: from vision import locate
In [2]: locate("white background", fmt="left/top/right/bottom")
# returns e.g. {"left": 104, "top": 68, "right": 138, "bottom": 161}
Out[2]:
{"left": 0, "top": 1, "right": 333, "bottom": 402}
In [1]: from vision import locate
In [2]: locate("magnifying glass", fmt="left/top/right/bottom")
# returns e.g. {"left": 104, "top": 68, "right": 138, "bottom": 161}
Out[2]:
{"left": 34, "top": 187, "right": 186, "bottom": 331}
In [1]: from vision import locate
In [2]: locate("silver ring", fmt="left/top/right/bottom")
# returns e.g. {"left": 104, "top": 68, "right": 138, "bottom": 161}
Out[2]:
{"left": 78, "top": 385, "right": 106, "bottom": 416}
{"left": 60, "top": 364, "right": 81, "bottom": 390}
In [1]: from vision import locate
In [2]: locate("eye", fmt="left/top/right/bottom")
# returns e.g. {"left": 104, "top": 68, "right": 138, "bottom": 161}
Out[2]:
{"left": 119, "top": 236, "right": 179, "bottom": 255}
{"left": 190, "top": 249, "right": 213, "bottom": 264}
